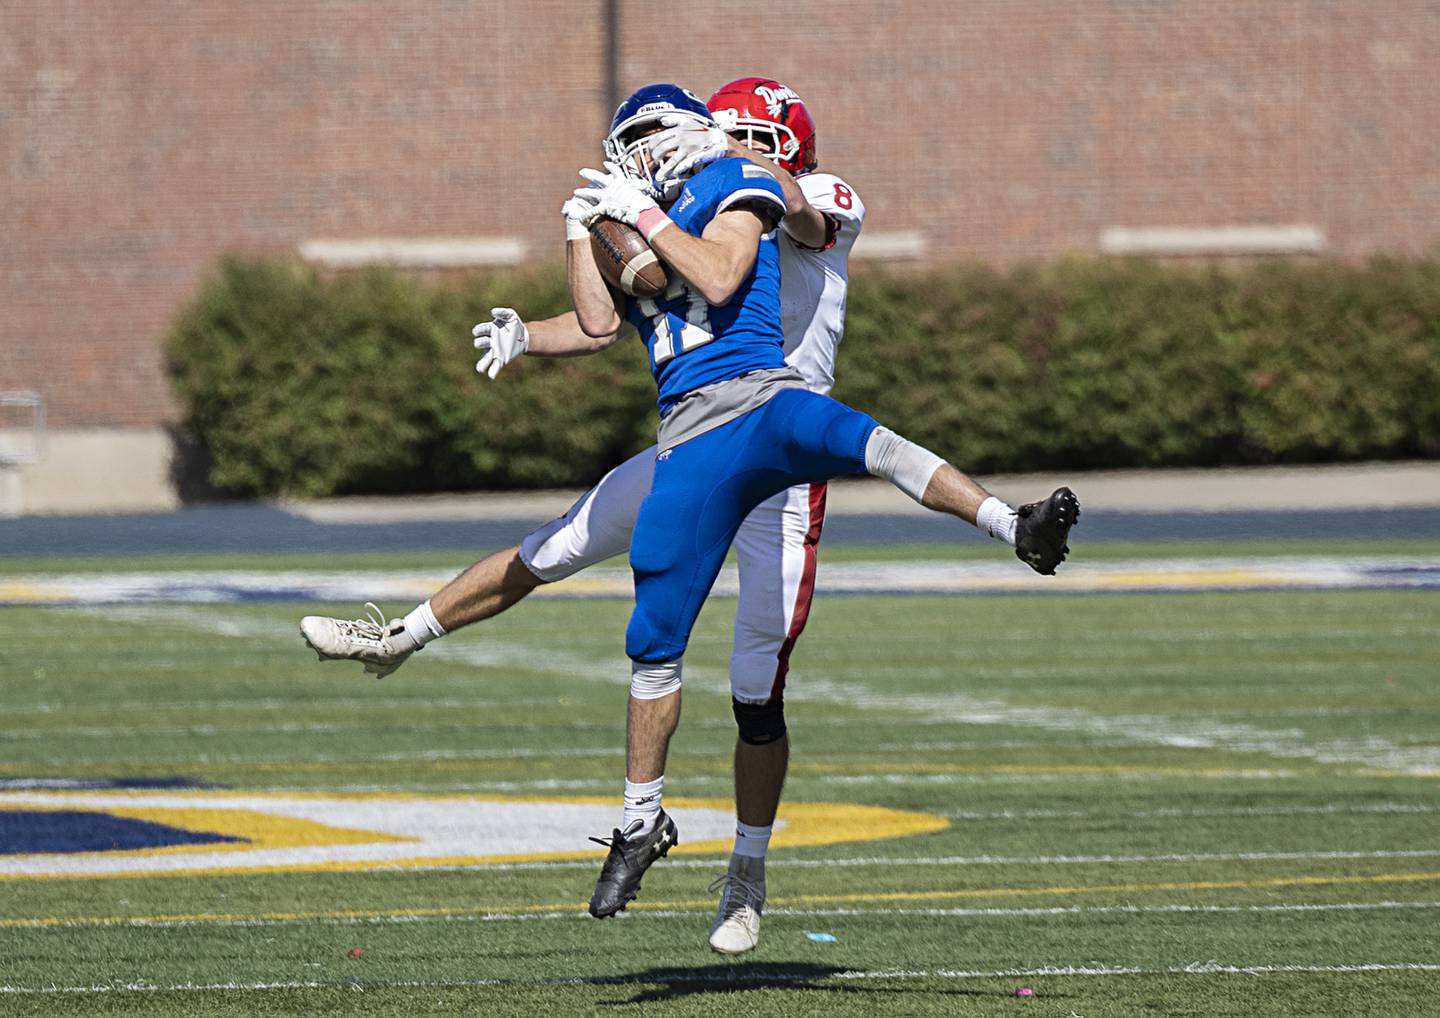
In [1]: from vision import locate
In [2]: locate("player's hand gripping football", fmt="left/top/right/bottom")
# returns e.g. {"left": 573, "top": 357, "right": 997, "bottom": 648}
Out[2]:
{"left": 650, "top": 113, "right": 731, "bottom": 182}
{"left": 571, "top": 162, "right": 664, "bottom": 236}
{"left": 472, "top": 307, "right": 530, "bottom": 380}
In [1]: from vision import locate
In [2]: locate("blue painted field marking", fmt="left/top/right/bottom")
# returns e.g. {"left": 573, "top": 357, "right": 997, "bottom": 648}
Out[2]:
{"left": 0, "top": 811, "right": 244, "bottom": 854}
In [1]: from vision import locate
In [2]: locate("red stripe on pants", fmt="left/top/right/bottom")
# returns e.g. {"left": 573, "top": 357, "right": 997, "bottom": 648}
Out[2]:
{"left": 769, "top": 482, "right": 828, "bottom": 701}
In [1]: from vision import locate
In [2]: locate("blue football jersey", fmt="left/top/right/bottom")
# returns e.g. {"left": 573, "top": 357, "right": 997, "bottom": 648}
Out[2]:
{"left": 624, "top": 157, "right": 788, "bottom": 413}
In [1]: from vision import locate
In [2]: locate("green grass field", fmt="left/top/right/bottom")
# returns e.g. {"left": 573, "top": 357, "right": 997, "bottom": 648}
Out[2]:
{"left": 2, "top": 545, "right": 1438, "bottom": 1016}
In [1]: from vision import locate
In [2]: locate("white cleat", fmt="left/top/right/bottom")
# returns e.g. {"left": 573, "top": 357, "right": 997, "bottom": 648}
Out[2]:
{"left": 708, "top": 854, "right": 765, "bottom": 955}
{"left": 299, "top": 602, "right": 418, "bottom": 679}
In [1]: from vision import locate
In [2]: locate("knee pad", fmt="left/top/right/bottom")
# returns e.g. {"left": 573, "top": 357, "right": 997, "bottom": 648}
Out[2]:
{"left": 733, "top": 696, "right": 787, "bottom": 745}
{"left": 630, "top": 659, "right": 682, "bottom": 700}
{"left": 864, "top": 426, "right": 945, "bottom": 504}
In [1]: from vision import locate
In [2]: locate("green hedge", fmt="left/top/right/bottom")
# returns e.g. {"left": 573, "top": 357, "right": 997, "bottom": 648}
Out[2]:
{"left": 167, "top": 258, "right": 657, "bottom": 497}
{"left": 167, "top": 254, "right": 1440, "bottom": 497}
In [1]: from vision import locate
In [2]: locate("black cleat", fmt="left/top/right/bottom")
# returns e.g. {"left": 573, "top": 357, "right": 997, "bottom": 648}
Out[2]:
{"left": 1014, "top": 487, "right": 1080, "bottom": 575}
{"left": 587, "top": 811, "right": 679, "bottom": 918}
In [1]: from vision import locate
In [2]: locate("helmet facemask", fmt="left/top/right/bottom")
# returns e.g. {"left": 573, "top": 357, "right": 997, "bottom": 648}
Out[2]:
{"left": 604, "top": 109, "right": 713, "bottom": 202}
{"left": 720, "top": 115, "right": 801, "bottom": 171}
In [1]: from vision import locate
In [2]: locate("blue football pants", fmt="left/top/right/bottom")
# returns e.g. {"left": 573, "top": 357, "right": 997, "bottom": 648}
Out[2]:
{"left": 625, "top": 388, "right": 879, "bottom": 665}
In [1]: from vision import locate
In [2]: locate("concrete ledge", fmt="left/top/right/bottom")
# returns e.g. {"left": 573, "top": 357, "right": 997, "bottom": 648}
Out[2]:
{"left": 1, "top": 429, "right": 179, "bottom": 516}
{"left": 284, "top": 461, "right": 1440, "bottom": 524}
{"left": 830, "top": 461, "right": 1440, "bottom": 516}
{"left": 1100, "top": 224, "right": 1325, "bottom": 256}
{"left": 850, "top": 230, "right": 928, "bottom": 260}
{"left": 298, "top": 237, "right": 528, "bottom": 268}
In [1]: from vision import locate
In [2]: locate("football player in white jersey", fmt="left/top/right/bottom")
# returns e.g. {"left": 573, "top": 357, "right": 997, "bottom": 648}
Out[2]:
{"left": 302, "top": 78, "right": 1070, "bottom": 954}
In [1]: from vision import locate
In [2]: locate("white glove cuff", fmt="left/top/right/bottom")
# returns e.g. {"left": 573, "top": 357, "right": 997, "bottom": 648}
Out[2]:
{"left": 565, "top": 217, "right": 590, "bottom": 242}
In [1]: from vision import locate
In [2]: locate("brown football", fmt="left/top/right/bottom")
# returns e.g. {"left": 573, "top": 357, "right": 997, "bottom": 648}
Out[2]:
{"left": 589, "top": 218, "right": 667, "bottom": 298}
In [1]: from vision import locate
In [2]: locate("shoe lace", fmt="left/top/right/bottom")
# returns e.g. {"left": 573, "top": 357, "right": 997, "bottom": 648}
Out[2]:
{"left": 335, "top": 602, "right": 392, "bottom": 642}
{"left": 588, "top": 828, "right": 624, "bottom": 850}
{"left": 588, "top": 818, "right": 646, "bottom": 851}
{"left": 709, "top": 870, "right": 763, "bottom": 918}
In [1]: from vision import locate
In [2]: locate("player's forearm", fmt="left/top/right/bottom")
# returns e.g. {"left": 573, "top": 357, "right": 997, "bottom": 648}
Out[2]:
{"left": 566, "top": 239, "right": 624, "bottom": 337}
{"left": 726, "top": 138, "right": 827, "bottom": 248}
{"left": 525, "top": 311, "right": 623, "bottom": 357}
{"left": 648, "top": 221, "right": 755, "bottom": 306}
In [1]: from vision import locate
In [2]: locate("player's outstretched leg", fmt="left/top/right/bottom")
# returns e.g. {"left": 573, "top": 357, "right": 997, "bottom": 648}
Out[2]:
{"left": 300, "top": 450, "right": 653, "bottom": 678}
{"left": 298, "top": 552, "right": 527, "bottom": 679}
{"left": 1014, "top": 487, "right": 1081, "bottom": 575}
{"left": 863, "top": 422, "right": 1081, "bottom": 575}
{"left": 587, "top": 810, "right": 679, "bottom": 917}
{"left": 299, "top": 602, "right": 419, "bottom": 678}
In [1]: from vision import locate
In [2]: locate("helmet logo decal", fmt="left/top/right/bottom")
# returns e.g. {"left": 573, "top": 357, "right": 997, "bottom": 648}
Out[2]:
{"left": 754, "top": 83, "right": 801, "bottom": 119}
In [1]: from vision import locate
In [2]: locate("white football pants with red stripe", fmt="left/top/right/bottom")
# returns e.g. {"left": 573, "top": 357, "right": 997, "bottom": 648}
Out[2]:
{"left": 519, "top": 445, "right": 826, "bottom": 704}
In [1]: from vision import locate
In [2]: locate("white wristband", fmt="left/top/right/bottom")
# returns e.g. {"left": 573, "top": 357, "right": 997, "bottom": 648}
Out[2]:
{"left": 637, "top": 208, "right": 673, "bottom": 243}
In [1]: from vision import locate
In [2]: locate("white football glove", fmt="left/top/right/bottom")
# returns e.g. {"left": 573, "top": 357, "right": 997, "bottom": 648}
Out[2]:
{"left": 562, "top": 192, "right": 595, "bottom": 241}
{"left": 472, "top": 307, "right": 530, "bottom": 380}
{"left": 650, "top": 113, "right": 731, "bottom": 182}
{"left": 572, "top": 162, "right": 664, "bottom": 234}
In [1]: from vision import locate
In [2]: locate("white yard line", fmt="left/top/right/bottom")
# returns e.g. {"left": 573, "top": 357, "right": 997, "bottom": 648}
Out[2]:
{"left": 791, "top": 674, "right": 1440, "bottom": 775}
{"left": 335, "top": 846, "right": 1440, "bottom": 875}
{"left": 3, "top": 961, "right": 1438, "bottom": 994}
{"left": 764, "top": 848, "right": 1440, "bottom": 868}
{"left": 940, "top": 801, "right": 1440, "bottom": 821}
{"left": 3, "top": 696, "right": 554, "bottom": 716}
{"left": 12, "top": 745, "right": 624, "bottom": 768}
{"left": 10, "top": 899, "right": 1438, "bottom": 931}
{"left": 817, "top": 770, "right": 1306, "bottom": 785}
{"left": 0, "top": 722, "right": 615, "bottom": 741}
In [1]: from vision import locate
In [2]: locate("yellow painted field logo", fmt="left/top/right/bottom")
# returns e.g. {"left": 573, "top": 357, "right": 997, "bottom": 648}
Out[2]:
{"left": 0, "top": 791, "right": 947, "bottom": 880}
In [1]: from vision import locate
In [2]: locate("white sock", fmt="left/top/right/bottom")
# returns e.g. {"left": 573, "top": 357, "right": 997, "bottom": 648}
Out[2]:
{"left": 622, "top": 776, "right": 664, "bottom": 836}
{"left": 976, "top": 496, "right": 1018, "bottom": 546}
{"left": 401, "top": 600, "right": 445, "bottom": 648}
{"left": 733, "top": 821, "right": 772, "bottom": 860}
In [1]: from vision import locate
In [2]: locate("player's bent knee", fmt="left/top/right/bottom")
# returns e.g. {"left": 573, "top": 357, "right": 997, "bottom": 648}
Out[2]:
{"left": 631, "top": 659, "right": 683, "bottom": 700}
{"left": 626, "top": 605, "right": 685, "bottom": 664}
{"left": 729, "top": 650, "right": 785, "bottom": 703}
{"left": 518, "top": 519, "right": 579, "bottom": 583}
{"left": 733, "top": 696, "right": 787, "bottom": 745}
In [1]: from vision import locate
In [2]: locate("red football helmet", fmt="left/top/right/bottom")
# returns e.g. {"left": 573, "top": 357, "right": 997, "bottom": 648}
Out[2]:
{"left": 707, "top": 76, "right": 818, "bottom": 176}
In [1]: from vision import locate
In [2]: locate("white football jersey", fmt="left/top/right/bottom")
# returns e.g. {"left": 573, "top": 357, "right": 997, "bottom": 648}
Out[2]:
{"left": 777, "top": 171, "right": 865, "bottom": 395}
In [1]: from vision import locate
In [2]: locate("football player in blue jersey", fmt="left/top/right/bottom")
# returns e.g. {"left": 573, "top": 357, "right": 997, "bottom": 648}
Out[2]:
{"left": 554, "top": 84, "right": 1079, "bottom": 919}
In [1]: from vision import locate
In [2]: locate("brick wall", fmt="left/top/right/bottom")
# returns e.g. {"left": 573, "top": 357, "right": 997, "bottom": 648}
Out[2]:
{"left": 4, "top": 1, "right": 1438, "bottom": 430}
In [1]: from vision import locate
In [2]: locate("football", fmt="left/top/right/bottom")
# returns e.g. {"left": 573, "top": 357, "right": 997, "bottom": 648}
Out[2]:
{"left": 589, "top": 218, "right": 667, "bottom": 298}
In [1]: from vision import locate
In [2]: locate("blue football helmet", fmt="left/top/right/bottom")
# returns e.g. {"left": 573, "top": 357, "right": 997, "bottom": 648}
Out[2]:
{"left": 604, "top": 83, "right": 715, "bottom": 201}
